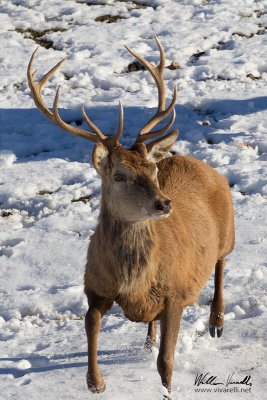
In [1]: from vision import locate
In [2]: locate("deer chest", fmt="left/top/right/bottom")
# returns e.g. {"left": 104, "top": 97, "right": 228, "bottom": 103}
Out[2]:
{"left": 115, "top": 284, "right": 165, "bottom": 322}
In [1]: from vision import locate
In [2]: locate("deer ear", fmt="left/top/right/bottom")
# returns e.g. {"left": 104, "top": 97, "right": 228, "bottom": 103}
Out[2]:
{"left": 92, "top": 142, "right": 109, "bottom": 175}
{"left": 146, "top": 129, "right": 179, "bottom": 163}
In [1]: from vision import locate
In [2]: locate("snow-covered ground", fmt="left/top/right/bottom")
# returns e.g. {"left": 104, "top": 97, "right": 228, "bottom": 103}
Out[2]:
{"left": 0, "top": 0, "right": 267, "bottom": 399}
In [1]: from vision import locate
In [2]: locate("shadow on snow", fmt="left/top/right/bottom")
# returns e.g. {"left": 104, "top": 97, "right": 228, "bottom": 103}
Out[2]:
{"left": 1, "top": 96, "right": 266, "bottom": 162}
{"left": 0, "top": 347, "right": 147, "bottom": 378}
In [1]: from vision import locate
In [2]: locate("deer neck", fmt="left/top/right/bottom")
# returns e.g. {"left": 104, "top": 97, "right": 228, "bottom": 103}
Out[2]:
{"left": 99, "top": 205, "right": 155, "bottom": 260}
{"left": 98, "top": 201, "right": 155, "bottom": 290}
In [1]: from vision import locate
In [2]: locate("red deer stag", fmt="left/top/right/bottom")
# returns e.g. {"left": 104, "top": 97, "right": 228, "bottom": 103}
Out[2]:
{"left": 28, "top": 38, "right": 235, "bottom": 398}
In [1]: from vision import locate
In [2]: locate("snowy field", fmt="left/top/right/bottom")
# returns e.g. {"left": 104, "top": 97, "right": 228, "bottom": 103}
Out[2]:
{"left": 0, "top": 0, "right": 267, "bottom": 399}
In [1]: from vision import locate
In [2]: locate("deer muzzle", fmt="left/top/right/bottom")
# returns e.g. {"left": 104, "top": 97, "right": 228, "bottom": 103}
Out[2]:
{"left": 154, "top": 198, "right": 172, "bottom": 214}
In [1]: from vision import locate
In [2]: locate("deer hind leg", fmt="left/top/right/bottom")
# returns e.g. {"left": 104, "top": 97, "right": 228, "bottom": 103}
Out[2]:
{"left": 209, "top": 258, "right": 225, "bottom": 338}
{"left": 85, "top": 292, "right": 113, "bottom": 393}
{"left": 145, "top": 321, "right": 157, "bottom": 349}
{"left": 157, "top": 304, "right": 183, "bottom": 398}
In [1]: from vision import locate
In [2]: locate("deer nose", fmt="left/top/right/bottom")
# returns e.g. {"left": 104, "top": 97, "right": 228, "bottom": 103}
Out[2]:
{"left": 154, "top": 198, "right": 172, "bottom": 214}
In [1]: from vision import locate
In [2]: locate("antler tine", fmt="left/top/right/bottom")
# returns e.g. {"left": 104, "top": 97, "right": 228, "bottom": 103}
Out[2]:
{"left": 81, "top": 106, "right": 106, "bottom": 141}
{"left": 27, "top": 47, "right": 54, "bottom": 119}
{"left": 52, "top": 87, "right": 98, "bottom": 142}
{"left": 39, "top": 59, "right": 67, "bottom": 92}
{"left": 125, "top": 37, "right": 177, "bottom": 144}
{"left": 154, "top": 36, "right": 165, "bottom": 75}
{"left": 135, "top": 109, "right": 176, "bottom": 144}
{"left": 125, "top": 38, "right": 166, "bottom": 112}
{"left": 27, "top": 47, "right": 122, "bottom": 144}
{"left": 112, "top": 101, "right": 124, "bottom": 145}
{"left": 139, "top": 86, "right": 177, "bottom": 136}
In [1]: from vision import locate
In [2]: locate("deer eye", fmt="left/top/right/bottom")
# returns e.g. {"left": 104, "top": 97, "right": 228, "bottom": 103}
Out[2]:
{"left": 137, "top": 179, "right": 146, "bottom": 188}
{"left": 114, "top": 174, "right": 125, "bottom": 182}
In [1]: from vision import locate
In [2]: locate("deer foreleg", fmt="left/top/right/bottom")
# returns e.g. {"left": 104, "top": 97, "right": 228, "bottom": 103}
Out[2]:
{"left": 209, "top": 258, "right": 225, "bottom": 338}
{"left": 157, "top": 304, "right": 183, "bottom": 397}
{"left": 85, "top": 292, "right": 113, "bottom": 393}
{"left": 145, "top": 320, "right": 157, "bottom": 349}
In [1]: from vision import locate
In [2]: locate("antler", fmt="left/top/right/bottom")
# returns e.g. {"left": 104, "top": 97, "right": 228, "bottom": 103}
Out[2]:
{"left": 27, "top": 47, "right": 123, "bottom": 146}
{"left": 125, "top": 37, "right": 176, "bottom": 144}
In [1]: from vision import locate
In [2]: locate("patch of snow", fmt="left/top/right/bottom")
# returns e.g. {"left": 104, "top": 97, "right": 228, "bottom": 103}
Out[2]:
{"left": 0, "top": 0, "right": 266, "bottom": 399}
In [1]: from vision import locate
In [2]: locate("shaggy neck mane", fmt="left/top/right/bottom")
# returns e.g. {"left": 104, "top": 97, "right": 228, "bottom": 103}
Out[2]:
{"left": 98, "top": 201, "right": 155, "bottom": 285}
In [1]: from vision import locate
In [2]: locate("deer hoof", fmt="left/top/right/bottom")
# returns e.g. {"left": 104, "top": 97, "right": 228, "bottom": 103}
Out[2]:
{"left": 209, "top": 325, "right": 215, "bottom": 338}
{"left": 209, "top": 311, "right": 224, "bottom": 338}
{"left": 86, "top": 372, "right": 106, "bottom": 393}
{"left": 209, "top": 325, "right": 223, "bottom": 338}
{"left": 217, "top": 326, "right": 223, "bottom": 338}
{"left": 162, "top": 390, "right": 172, "bottom": 400}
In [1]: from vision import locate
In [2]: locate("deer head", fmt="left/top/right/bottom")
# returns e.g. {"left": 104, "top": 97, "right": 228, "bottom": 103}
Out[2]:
{"left": 27, "top": 37, "right": 178, "bottom": 222}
